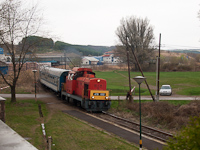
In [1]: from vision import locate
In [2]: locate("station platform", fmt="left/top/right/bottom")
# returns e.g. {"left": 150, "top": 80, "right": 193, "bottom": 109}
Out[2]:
{"left": 0, "top": 120, "right": 38, "bottom": 150}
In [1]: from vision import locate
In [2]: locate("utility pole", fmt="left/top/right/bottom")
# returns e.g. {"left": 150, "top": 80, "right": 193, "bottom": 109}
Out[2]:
{"left": 32, "top": 70, "right": 37, "bottom": 101}
{"left": 126, "top": 36, "right": 132, "bottom": 102}
{"left": 156, "top": 34, "right": 161, "bottom": 102}
{"left": 64, "top": 51, "right": 66, "bottom": 69}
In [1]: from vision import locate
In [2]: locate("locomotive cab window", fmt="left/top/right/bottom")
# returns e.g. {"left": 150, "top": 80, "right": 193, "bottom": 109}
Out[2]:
{"left": 68, "top": 73, "right": 74, "bottom": 80}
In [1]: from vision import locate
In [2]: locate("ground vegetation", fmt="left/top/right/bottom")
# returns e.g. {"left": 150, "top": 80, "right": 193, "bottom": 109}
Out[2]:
{"left": 5, "top": 99, "right": 137, "bottom": 150}
{"left": 112, "top": 100, "right": 197, "bottom": 130}
{"left": 164, "top": 115, "right": 200, "bottom": 150}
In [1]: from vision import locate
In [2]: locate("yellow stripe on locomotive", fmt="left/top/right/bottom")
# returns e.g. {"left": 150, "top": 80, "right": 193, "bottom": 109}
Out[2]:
{"left": 89, "top": 90, "right": 109, "bottom": 100}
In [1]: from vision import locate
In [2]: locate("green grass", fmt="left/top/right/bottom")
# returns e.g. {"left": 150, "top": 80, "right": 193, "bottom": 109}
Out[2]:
{"left": 45, "top": 112, "right": 136, "bottom": 150}
{"left": 5, "top": 99, "right": 48, "bottom": 149}
{"left": 5, "top": 99, "right": 137, "bottom": 150}
{"left": 95, "top": 71, "right": 150, "bottom": 96}
{"left": 95, "top": 71, "right": 200, "bottom": 96}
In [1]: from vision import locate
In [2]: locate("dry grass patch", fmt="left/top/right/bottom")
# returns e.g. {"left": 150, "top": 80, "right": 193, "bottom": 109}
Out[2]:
{"left": 0, "top": 70, "right": 39, "bottom": 94}
{"left": 109, "top": 101, "right": 200, "bottom": 133}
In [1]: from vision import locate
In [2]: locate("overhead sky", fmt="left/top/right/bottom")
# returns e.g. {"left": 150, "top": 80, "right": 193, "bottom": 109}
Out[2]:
{"left": 36, "top": 0, "right": 200, "bottom": 50}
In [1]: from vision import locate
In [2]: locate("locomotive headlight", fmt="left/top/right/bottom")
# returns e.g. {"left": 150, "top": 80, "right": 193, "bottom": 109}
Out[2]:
{"left": 97, "top": 79, "right": 100, "bottom": 83}
{"left": 92, "top": 96, "right": 94, "bottom": 99}
{"left": 105, "top": 96, "right": 108, "bottom": 100}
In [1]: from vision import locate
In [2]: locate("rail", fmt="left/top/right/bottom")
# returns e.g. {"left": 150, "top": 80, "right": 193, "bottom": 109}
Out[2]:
{"left": 102, "top": 111, "right": 173, "bottom": 142}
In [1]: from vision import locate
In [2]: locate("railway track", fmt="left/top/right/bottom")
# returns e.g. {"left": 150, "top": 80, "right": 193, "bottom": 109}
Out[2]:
{"left": 94, "top": 111, "right": 173, "bottom": 143}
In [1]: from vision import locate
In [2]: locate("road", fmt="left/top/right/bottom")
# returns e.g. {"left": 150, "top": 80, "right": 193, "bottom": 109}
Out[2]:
{"left": 0, "top": 93, "right": 200, "bottom": 100}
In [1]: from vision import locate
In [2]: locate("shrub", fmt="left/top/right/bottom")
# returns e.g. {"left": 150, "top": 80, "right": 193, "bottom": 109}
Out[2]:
{"left": 124, "top": 101, "right": 200, "bottom": 131}
{"left": 164, "top": 115, "right": 200, "bottom": 150}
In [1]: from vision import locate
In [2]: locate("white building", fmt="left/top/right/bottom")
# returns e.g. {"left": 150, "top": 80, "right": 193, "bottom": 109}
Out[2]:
{"left": 0, "top": 48, "right": 11, "bottom": 63}
{"left": 82, "top": 57, "right": 99, "bottom": 65}
{"left": 102, "top": 51, "right": 122, "bottom": 64}
{"left": 0, "top": 54, "right": 11, "bottom": 63}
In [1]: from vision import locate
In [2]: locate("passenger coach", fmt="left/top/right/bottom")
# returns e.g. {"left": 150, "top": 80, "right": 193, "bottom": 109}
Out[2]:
{"left": 39, "top": 66, "right": 69, "bottom": 93}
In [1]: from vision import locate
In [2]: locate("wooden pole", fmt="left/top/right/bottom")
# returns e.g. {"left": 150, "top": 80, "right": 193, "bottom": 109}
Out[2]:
{"left": 130, "top": 45, "right": 156, "bottom": 102}
{"left": 48, "top": 136, "right": 52, "bottom": 150}
{"left": 156, "top": 33, "right": 161, "bottom": 102}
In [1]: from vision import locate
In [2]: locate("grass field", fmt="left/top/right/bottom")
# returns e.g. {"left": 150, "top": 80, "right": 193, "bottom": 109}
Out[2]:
{"left": 5, "top": 99, "right": 47, "bottom": 149}
{"left": 95, "top": 71, "right": 200, "bottom": 96}
{"left": 1, "top": 70, "right": 200, "bottom": 96}
{"left": 5, "top": 99, "right": 137, "bottom": 150}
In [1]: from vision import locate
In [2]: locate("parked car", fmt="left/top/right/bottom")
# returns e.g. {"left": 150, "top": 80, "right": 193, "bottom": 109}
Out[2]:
{"left": 159, "top": 85, "right": 172, "bottom": 96}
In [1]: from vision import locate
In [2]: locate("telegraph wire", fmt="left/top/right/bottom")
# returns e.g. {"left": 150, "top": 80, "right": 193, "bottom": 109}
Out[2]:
{"left": 160, "top": 44, "right": 200, "bottom": 49}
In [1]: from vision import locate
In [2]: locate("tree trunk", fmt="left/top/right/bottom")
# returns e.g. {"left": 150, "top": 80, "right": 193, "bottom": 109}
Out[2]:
{"left": 134, "top": 63, "right": 138, "bottom": 71}
{"left": 11, "top": 85, "right": 16, "bottom": 103}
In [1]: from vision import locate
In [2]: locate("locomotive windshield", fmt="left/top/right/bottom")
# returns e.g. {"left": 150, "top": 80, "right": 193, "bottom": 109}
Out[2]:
{"left": 93, "top": 93, "right": 106, "bottom": 96}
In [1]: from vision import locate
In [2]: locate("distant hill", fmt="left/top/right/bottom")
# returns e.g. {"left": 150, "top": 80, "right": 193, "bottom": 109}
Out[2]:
{"left": 168, "top": 49, "right": 200, "bottom": 54}
{"left": 54, "top": 41, "right": 115, "bottom": 56}
{"left": 18, "top": 36, "right": 115, "bottom": 56}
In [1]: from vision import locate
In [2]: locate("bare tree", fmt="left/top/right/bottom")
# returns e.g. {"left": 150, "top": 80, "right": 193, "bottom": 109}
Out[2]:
{"left": 0, "top": 0, "right": 42, "bottom": 102}
{"left": 115, "top": 16, "right": 155, "bottom": 70}
{"left": 115, "top": 16, "right": 156, "bottom": 101}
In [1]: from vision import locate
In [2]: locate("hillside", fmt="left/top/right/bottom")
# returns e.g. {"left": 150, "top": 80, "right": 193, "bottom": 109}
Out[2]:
{"left": 53, "top": 41, "right": 115, "bottom": 56}
{"left": 170, "top": 49, "right": 200, "bottom": 54}
{"left": 21, "top": 36, "right": 115, "bottom": 56}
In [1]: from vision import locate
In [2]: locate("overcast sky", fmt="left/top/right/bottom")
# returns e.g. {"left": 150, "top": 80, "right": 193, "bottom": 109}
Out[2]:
{"left": 37, "top": 0, "right": 200, "bottom": 50}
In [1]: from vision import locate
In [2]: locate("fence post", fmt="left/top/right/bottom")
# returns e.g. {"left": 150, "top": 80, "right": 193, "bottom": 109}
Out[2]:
{"left": 48, "top": 136, "right": 52, "bottom": 150}
{"left": 0, "top": 97, "right": 6, "bottom": 123}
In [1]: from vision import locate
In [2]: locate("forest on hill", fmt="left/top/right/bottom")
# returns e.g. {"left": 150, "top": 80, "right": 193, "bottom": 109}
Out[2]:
{"left": 20, "top": 36, "right": 115, "bottom": 56}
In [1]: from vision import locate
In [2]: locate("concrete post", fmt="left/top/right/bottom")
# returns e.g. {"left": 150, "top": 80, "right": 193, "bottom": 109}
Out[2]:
{"left": 0, "top": 97, "right": 6, "bottom": 123}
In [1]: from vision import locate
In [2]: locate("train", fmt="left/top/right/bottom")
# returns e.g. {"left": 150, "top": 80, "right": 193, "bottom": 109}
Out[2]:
{"left": 39, "top": 66, "right": 111, "bottom": 112}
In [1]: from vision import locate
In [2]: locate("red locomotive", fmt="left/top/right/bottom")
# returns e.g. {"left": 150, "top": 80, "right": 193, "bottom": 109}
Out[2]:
{"left": 61, "top": 67, "right": 111, "bottom": 111}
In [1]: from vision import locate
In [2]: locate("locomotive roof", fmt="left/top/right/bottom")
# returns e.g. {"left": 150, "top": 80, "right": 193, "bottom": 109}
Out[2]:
{"left": 72, "top": 67, "right": 93, "bottom": 72}
{"left": 40, "top": 66, "right": 70, "bottom": 77}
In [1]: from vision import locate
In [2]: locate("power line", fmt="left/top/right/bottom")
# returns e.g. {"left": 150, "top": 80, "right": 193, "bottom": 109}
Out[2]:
{"left": 161, "top": 44, "right": 200, "bottom": 49}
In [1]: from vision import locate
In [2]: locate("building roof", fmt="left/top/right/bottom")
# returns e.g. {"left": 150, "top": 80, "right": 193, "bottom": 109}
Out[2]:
{"left": 102, "top": 54, "right": 111, "bottom": 57}
{"left": 83, "top": 57, "right": 99, "bottom": 62}
{"left": 104, "top": 51, "right": 114, "bottom": 54}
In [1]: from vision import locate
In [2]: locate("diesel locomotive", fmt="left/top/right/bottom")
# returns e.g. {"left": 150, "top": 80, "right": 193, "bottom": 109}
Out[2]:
{"left": 39, "top": 66, "right": 111, "bottom": 112}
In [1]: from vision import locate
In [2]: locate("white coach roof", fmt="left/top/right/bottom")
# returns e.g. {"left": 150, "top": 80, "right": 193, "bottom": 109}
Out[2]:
{"left": 40, "top": 66, "right": 70, "bottom": 77}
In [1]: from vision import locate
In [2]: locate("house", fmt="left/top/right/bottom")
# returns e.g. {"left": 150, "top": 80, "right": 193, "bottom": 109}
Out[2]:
{"left": 82, "top": 57, "right": 99, "bottom": 65}
{"left": 0, "top": 61, "right": 8, "bottom": 75}
{"left": 102, "top": 54, "right": 113, "bottom": 63}
{"left": 94, "top": 56, "right": 103, "bottom": 65}
{"left": 102, "top": 51, "right": 122, "bottom": 64}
